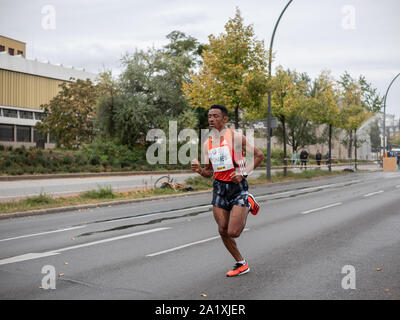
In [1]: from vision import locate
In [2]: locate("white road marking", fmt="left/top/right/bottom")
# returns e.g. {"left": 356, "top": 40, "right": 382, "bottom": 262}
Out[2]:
{"left": 384, "top": 173, "right": 400, "bottom": 179}
{"left": 0, "top": 252, "right": 60, "bottom": 266}
{"left": 0, "top": 227, "right": 170, "bottom": 266}
{"left": 301, "top": 184, "right": 335, "bottom": 192}
{"left": 146, "top": 228, "right": 249, "bottom": 257}
{"left": 257, "top": 191, "right": 292, "bottom": 199}
{"left": 0, "top": 205, "right": 212, "bottom": 243}
{"left": 301, "top": 202, "right": 342, "bottom": 215}
{"left": 0, "top": 226, "right": 86, "bottom": 243}
{"left": 257, "top": 181, "right": 360, "bottom": 200}
{"left": 101, "top": 205, "right": 212, "bottom": 224}
{"left": 363, "top": 190, "right": 384, "bottom": 198}
{"left": 54, "top": 227, "right": 171, "bottom": 253}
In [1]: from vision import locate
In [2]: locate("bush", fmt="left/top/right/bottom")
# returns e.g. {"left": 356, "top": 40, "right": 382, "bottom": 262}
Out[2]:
{"left": 63, "top": 155, "right": 73, "bottom": 165}
{"left": 90, "top": 155, "right": 101, "bottom": 166}
{"left": 0, "top": 136, "right": 191, "bottom": 175}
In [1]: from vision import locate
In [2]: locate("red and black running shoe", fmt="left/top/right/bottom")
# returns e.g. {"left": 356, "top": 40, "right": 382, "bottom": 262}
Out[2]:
{"left": 248, "top": 193, "right": 260, "bottom": 215}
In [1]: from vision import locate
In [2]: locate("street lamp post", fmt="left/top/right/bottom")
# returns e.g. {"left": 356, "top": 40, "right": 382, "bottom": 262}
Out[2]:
{"left": 382, "top": 72, "right": 400, "bottom": 157}
{"left": 266, "top": 0, "right": 293, "bottom": 181}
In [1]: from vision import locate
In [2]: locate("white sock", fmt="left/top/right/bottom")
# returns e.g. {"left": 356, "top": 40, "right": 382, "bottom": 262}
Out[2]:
{"left": 237, "top": 259, "right": 246, "bottom": 265}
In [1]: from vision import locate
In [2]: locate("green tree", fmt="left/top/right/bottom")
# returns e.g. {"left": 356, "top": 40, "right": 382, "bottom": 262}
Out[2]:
{"left": 96, "top": 31, "right": 202, "bottom": 147}
{"left": 308, "top": 70, "right": 341, "bottom": 170}
{"left": 338, "top": 72, "right": 371, "bottom": 168}
{"left": 96, "top": 70, "right": 121, "bottom": 138}
{"left": 368, "top": 119, "right": 381, "bottom": 153}
{"left": 358, "top": 75, "right": 384, "bottom": 113}
{"left": 36, "top": 78, "right": 99, "bottom": 149}
{"left": 275, "top": 114, "right": 319, "bottom": 154}
{"left": 182, "top": 7, "right": 269, "bottom": 128}
{"left": 270, "top": 68, "right": 298, "bottom": 174}
{"left": 270, "top": 68, "right": 313, "bottom": 174}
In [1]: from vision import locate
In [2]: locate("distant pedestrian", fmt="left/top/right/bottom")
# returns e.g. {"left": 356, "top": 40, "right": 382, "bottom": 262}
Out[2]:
{"left": 325, "top": 152, "right": 330, "bottom": 166}
{"left": 316, "top": 150, "right": 322, "bottom": 166}
{"left": 292, "top": 150, "right": 298, "bottom": 169}
{"left": 300, "top": 149, "right": 308, "bottom": 170}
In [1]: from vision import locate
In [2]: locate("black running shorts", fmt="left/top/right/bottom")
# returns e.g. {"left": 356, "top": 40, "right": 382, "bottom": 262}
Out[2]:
{"left": 212, "top": 179, "right": 249, "bottom": 212}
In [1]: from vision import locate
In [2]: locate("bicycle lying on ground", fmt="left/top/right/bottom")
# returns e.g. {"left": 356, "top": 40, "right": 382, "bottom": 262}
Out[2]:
{"left": 154, "top": 175, "right": 194, "bottom": 192}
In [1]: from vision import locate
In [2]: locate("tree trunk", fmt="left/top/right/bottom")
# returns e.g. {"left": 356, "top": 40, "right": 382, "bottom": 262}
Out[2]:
{"left": 234, "top": 105, "right": 239, "bottom": 129}
{"left": 282, "top": 116, "right": 287, "bottom": 176}
{"left": 110, "top": 87, "right": 115, "bottom": 136}
{"left": 354, "top": 129, "right": 357, "bottom": 171}
{"left": 328, "top": 124, "right": 332, "bottom": 172}
{"left": 348, "top": 130, "right": 353, "bottom": 159}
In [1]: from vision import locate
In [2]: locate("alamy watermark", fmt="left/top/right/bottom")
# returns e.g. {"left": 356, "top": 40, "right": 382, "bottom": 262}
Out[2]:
{"left": 41, "top": 5, "right": 56, "bottom": 30}
{"left": 145, "top": 121, "right": 256, "bottom": 167}
{"left": 341, "top": 5, "right": 356, "bottom": 30}
{"left": 41, "top": 265, "right": 56, "bottom": 289}
{"left": 341, "top": 265, "right": 356, "bottom": 290}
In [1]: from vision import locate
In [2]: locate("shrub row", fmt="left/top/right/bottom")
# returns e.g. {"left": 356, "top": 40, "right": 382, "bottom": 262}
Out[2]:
{"left": 0, "top": 140, "right": 189, "bottom": 175}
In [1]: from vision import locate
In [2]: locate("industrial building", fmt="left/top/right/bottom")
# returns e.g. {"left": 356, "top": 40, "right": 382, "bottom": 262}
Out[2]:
{"left": 0, "top": 35, "right": 96, "bottom": 149}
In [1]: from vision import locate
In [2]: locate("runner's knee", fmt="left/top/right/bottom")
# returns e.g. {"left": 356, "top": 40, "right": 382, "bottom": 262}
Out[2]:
{"left": 218, "top": 226, "right": 229, "bottom": 237}
{"left": 227, "top": 228, "right": 242, "bottom": 238}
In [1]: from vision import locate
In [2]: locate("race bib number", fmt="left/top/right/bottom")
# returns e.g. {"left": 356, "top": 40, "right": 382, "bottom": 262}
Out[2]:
{"left": 208, "top": 146, "right": 234, "bottom": 172}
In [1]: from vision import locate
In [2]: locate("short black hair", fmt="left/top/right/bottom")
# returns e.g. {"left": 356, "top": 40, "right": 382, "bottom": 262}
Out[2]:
{"left": 209, "top": 104, "right": 228, "bottom": 117}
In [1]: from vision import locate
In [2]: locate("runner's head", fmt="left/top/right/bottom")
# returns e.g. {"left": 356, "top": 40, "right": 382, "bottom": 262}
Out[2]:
{"left": 208, "top": 105, "right": 228, "bottom": 130}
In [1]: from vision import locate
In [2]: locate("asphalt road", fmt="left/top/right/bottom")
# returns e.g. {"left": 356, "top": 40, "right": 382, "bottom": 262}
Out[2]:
{"left": 0, "top": 169, "right": 399, "bottom": 300}
{"left": 0, "top": 164, "right": 377, "bottom": 201}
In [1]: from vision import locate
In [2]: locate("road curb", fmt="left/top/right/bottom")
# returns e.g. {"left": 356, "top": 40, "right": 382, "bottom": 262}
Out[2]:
{"left": 0, "top": 170, "right": 196, "bottom": 181}
{"left": 0, "top": 190, "right": 212, "bottom": 220}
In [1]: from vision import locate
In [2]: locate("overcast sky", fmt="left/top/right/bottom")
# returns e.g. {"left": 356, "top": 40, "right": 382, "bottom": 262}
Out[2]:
{"left": 1, "top": 0, "right": 399, "bottom": 118}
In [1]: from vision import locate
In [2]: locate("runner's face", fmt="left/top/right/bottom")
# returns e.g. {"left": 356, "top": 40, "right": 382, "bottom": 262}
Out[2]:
{"left": 208, "top": 109, "right": 227, "bottom": 130}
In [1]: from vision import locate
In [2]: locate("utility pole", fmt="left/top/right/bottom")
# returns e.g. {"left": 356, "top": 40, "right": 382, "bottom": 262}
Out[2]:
{"left": 266, "top": 0, "right": 293, "bottom": 180}
{"left": 382, "top": 72, "right": 400, "bottom": 156}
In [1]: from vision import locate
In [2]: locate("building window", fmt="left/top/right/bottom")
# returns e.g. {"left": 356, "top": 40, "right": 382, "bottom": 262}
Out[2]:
{"left": 16, "top": 125, "right": 31, "bottom": 142}
{"left": 0, "top": 124, "right": 14, "bottom": 142}
{"left": 33, "top": 128, "right": 46, "bottom": 143}
{"left": 49, "top": 133, "right": 56, "bottom": 144}
{"left": 19, "top": 111, "right": 34, "bottom": 119}
{"left": 8, "top": 48, "right": 14, "bottom": 55}
{"left": 0, "top": 45, "right": 5, "bottom": 52}
{"left": 17, "top": 50, "right": 23, "bottom": 56}
{"left": 3, "top": 109, "right": 18, "bottom": 118}
{"left": 34, "top": 112, "right": 44, "bottom": 120}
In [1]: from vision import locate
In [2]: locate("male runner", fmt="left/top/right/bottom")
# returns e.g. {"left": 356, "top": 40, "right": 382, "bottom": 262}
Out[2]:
{"left": 191, "top": 104, "right": 264, "bottom": 277}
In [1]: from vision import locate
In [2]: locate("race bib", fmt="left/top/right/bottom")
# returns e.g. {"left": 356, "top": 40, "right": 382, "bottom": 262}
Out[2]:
{"left": 208, "top": 145, "right": 234, "bottom": 172}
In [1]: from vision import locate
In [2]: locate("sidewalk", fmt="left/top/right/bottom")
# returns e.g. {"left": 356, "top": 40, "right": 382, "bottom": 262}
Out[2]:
{"left": 0, "top": 162, "right": 378, "bottom": 181}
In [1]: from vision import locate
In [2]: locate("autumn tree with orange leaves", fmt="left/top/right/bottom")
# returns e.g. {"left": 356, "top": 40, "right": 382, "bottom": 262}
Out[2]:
{"left": 182, "top": 8, "right": 269, "bottom": 128}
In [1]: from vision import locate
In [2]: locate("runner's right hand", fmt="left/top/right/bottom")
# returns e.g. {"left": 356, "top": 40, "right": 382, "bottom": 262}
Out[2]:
{"left": 191, "top": 159, "right": 201, "bottom": 173}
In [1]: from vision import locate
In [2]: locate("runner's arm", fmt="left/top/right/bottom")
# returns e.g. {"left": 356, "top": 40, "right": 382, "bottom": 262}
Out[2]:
{"left": 190, "top": 142, "right": 213, "bottom": 178}
{"left": 239, "top": 132, "right": 264, "bottom": 175}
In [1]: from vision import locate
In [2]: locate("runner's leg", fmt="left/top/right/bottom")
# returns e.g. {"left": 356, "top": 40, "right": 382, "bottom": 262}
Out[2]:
{"left": 227, "top": 205, "right": 249, "bottom": 238}
{"left": 213, "top": 206, "right": 244, "bottom": 262}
